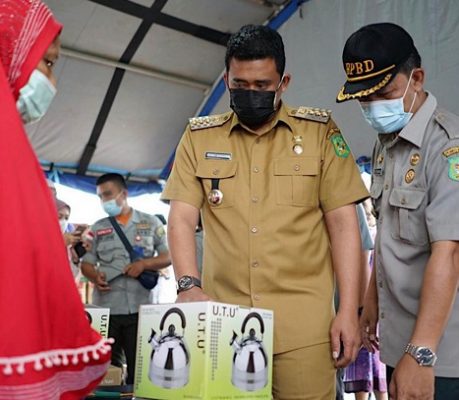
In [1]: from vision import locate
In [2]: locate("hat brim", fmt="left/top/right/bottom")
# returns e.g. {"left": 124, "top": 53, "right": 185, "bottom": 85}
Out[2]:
{"left": 336, "top": 72, "right": 395, "bottom": 103}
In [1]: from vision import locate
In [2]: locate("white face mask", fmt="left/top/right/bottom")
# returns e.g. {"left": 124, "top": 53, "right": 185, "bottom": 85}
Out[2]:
{"left": 359, "top": 71, "right": 417, "bottom": 134}
{"left": 16, "top": 69, "right": 57, "bottom": 124}
{"left": 59, "top": 218, "right": 68, "bottom": 233}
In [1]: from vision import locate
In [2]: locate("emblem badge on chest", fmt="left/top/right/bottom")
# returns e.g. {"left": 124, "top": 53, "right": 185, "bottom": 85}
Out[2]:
{"left": 207, "top": 178, "right": 223, "bottom": 206}
{"left": 405, "top": 169, "right": 416, "bottom": 184}
{"left": 292, "top": 135, "right": 304, "bottom": 155}
{"left": 208, "top": 188, "right": 223, "bottom": 205}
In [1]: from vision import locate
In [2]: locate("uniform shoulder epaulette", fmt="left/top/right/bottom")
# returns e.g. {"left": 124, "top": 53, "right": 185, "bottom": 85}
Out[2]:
{"left": 435, "top": 108, "right": 459, "bottom": 139}
{"left": 289, "top": 106, "right": 331, "bottom": 123}
{"left": 189, "top": 112, "right": 232, "bottom": 131}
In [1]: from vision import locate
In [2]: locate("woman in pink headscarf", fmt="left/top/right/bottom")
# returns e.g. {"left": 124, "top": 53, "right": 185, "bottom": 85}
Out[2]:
{"left": 0, "top": 1, "right": 111, "bottom": 398}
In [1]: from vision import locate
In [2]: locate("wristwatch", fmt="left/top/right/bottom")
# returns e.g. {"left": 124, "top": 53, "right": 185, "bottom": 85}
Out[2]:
{"left": 177, "top": 275, "right": 202, "bottom": 294}
{"left": 404, "top": 343, "right": 437, "bottom": 366}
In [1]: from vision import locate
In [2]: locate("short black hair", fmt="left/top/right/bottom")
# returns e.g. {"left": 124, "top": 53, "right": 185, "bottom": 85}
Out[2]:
{"left": 96, "top": 173, "right": 127, "bottom": 190}
{"left": 398, "top": 51, "right": 422, "bottom": 76}
{"left": 225, "top": 25, "right": 285, "bottom": 76}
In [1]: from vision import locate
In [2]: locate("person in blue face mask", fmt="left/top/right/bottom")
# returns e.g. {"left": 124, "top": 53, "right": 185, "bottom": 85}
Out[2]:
{"left": 81, "top": 173, "right": 171, "bottom": 385}
{"left": 337, "top": 23, "right": 459, "bottom": 400}
{"left": 16, "top": 35, "right": 60, "bottom": 125}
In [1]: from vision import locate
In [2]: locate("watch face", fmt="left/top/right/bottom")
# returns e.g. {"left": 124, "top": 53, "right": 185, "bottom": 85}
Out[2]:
{"left": 178, "top": 276, "right": 192, "bottom": 289}
{"left": 417, "top": 347, "right": 435, "bottom": 365}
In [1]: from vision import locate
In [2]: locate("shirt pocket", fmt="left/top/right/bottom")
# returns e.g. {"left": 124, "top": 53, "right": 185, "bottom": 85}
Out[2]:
{"left": 388, "top": 187, "right": 428, "bottom": 246}
{"left": 274, "top": 157, "right": 320, "bottom": 207}
{"left": 196, "top": 160, "right": 237, "bottom": 209}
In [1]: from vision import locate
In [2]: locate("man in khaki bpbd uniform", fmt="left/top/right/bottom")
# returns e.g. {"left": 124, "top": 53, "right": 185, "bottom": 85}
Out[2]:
{"left": 337, "top": 23, "right": 459, "bottom": 400}
{"left": 162, "top": 25, "right": 368, "bottom": 399}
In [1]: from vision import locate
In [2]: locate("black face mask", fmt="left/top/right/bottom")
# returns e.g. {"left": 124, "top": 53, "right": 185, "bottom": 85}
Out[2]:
{"left": 230, "top": 89, "right": 277, "bottom": 127}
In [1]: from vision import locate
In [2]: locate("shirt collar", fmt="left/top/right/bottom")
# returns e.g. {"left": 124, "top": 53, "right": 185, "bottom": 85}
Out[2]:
{"left": 130, "top": 209, "right": 141, "bottom": 224}
{"left": 227, "top": 102, "right": 294, "bottom": 137}
{"left": 397, "top": 92, "right": 437, "bottom": 148}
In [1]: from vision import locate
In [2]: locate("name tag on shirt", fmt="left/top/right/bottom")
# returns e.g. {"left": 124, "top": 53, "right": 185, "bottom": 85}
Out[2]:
{"left": 205, "top": 151, "right": 232, "bottom": 161}
{"left": 96, "top": 228, "right": 113, "bottom": 236}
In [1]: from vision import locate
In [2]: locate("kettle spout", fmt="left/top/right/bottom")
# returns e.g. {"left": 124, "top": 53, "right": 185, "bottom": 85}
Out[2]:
{"left": 230, "top": 330, "right": 241, "bottom": 352}
{"left": 148, "top": 328, "right": 160, "bottom": 348}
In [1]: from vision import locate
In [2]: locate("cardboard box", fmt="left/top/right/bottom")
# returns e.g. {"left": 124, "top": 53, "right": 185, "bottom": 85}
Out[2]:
{"left": 134, "top": 301, "right": 273, "bottom": 400}
{"left": 84, "top": 305, "right": 110, "bottom": 338}
{"left": 100, "top": 365, "right": 123, "bottom": 386}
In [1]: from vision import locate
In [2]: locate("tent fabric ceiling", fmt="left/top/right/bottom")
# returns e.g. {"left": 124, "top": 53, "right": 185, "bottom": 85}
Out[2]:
{"left": 33, "top": 0, "right": 459, "bottom": 194}
{"left": 30, "top": 0, "right": 290, "bottom": 185}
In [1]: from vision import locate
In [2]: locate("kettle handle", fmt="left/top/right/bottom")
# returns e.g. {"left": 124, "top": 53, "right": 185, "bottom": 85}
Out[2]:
{"left": 159, "top": 307, "right": 186, "bottom": 331}
{"left": 241, "top": 312, "right": 264, "bottom": 335}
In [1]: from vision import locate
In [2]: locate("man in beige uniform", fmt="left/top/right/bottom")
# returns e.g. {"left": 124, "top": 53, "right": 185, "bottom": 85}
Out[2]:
{"left": 162, "top": 25, "right": 368, "bottom": 399}
{"left": 337, "top": 23, "right": 459, "bottom": 400}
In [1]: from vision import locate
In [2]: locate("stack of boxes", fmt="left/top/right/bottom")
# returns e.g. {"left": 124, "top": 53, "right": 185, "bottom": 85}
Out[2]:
{"left": 134, "top": 301, "right": 274, "bottom": 400}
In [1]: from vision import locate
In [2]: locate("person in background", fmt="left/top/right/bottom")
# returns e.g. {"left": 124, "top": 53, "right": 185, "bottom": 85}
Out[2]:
{"left": 149, "top": 215, "right": 177, "bottom": 304}
{"left": 343, "top": 204, "right": 388, "bottom": 400}
{"left": 162, "top": 24, "right": 369, "bottom": 399}
{"left": 195, "top": 217, "right": 203, "bottom": 275}
{"left": 57, "top": 199, "right": 84, "bottom": 279}
{"left": 337, "top": 22, "right": 459, "bottom": 399}
{"left": 81, "top": 173, "right": 171, "bottom": 384}
{"left": 0, "top": 1, "right": 111, "bottom": 397}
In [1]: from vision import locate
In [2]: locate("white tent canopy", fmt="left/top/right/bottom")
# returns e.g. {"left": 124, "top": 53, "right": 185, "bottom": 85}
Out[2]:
{"left": 30, "top": 0, "right": 459, "bottom": 190}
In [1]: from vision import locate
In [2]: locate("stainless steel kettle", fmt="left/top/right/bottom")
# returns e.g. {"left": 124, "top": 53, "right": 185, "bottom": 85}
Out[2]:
{"left": 230, "top": 312, "right": 268, "bottom": 391}
{"left": 148, "top": 307, "right": 190, "bottom": 389}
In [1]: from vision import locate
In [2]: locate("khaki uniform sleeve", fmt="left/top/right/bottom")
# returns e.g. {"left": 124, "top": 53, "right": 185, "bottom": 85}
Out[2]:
{"left": 160, "top": 126, "right": 203, "bottom": 209}
{"left": 319, "top": 120, "right": 369, "bottom": 212}
{"left": 426, "top": 138, "right": 459, "bottom": 242}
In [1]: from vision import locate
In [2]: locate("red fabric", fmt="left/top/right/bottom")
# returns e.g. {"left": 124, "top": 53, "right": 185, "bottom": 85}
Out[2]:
{"left": 0, "top": 0, "right": 62, "bottom": 99}
{"left": 0, "top": 2, "right": 111, "bottom": 399}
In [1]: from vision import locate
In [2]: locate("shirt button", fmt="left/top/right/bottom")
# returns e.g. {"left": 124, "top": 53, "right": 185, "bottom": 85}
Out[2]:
{"left": 389, "top": 154, "right": 393, "bottom": 159}
{"left": 253, "top": 167, "right": 260, "bottom": 173}
{"left": 251, "top": 227, "right": 258, "bottom": 234}
{"left": 379, "top": 281, "right": 383, "bottom": 288}
{"left": 384, "top": 184, "right": 389, "bottom": 190}
{"left": 212, "top": 169, "right": 219, "bottom": 175}
{"left": 252, "top": 261, "right": 259, "bottom": 268}
{"left": 255, "top": 138, "right": 261, "bottom": 144}
{"left": 253, "top": 294, "right": 260, "bottom": 301}
{"left": 401, "top": 198, "right": 406, "bottom": 205}
{"left": 294, "top": 164, "right": 300, "bottom": 172}
{"left": 380, "top": 312, "right": 385, "bottom": 319}
{"left": 252, "top": 196, "right": 259, "bottom": 203}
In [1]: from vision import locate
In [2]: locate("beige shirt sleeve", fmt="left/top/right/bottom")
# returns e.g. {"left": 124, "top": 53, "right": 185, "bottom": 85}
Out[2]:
{"left": 319, "top": 120, "right": 369, "bottom": 212}
{"left": 426, "top": 137, "right": 459, "bottom": 241}
{"left": 161, "top": 126, "right": 204, "bottom": 209}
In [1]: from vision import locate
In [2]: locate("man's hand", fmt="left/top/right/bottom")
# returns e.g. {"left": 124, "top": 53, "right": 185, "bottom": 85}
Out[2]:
{"left": 360, "top": 294, "right": 379, "bottom": 353}
{"left": 330, "top": 310, "right": 360, "bottom": 368}
{"left": 176, "top": 286, "right": 210, "bottom": 303}
{"left": 63, "top": 232, "right": 80, "bottom": 246}
{"left": 389, "top": 354, "right": 434, "bottom": 400}
{"left": 95, "top": 271, "right": 110, "bottom": 292}
{"left": 124, "top": 260, "right": 146, "bottom": 278}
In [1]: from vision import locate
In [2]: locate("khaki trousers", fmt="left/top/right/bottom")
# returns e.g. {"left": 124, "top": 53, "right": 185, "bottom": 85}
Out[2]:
{"left": 273, "top": 342, "right": 336, "bottom": 400}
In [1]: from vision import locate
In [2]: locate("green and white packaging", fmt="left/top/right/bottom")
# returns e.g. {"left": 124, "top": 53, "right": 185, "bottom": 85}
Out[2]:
{"left": 134, "top": 301, "right": 273, "bottom": 400}
{"left": 84, "top": 305, "right": 110, "bottom": 338}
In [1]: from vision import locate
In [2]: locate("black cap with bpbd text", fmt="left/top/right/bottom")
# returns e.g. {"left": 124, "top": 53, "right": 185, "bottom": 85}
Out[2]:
{"left": 336, "top": 22, "right": 417, "bottom": 103}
